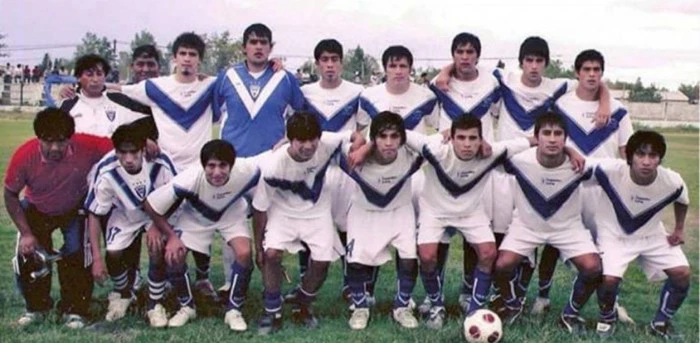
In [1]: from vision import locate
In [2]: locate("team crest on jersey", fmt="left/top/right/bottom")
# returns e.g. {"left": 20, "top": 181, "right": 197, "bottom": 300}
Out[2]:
{"left": 105, "top": 109, "right": 116, "bottom": 122}
{"left": 249, "top": 84, "right": 261, "bottom": 99}
{"left": 134, "top": 184, "right": 147, "bottom": 199}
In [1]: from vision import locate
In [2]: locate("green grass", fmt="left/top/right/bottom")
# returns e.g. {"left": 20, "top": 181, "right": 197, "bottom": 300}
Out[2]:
{"left": 0, "top": 116, "right": 697, "bottom": 342}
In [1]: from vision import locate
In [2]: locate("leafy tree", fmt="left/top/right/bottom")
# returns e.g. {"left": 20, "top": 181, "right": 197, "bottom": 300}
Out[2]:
{"left": 0, "top": 33, "right": 7, "bottom": 57}
{"left": 74, "top": 32, "right": 115, "bottom": 62}
{"left": 342, "top": 45, "right": 380, "bottom": 84}
{"left": 628, "top": 78, "right": 662, "bottom": 103}
{"left": 130, "top": 30, "right": 157, "bottom": 51}
{"left": 544, "top": 59, "right": 575, "bottom": 79}
{"left": 201, "top": 31, "right": 244, "bottom": 75}
{"left": 40, "top": 53, "right": 52, "bottom": 71}
{"left": 678, "top": 83, "right": 699, "bottom": 103}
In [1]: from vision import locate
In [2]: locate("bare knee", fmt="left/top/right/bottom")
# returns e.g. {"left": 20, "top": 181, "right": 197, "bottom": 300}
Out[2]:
{"left": 264, "top": 249, "right": 283, "bottom": 265}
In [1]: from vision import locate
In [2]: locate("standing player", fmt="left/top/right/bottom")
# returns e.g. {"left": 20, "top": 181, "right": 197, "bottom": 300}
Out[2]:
{"left": 252, "top": 112, "right": 357, "bottom": 335}
{"left": 591, "top": 131, "right": 691, "bottom": 339}
{"left": 494, "top": 112, "right": 602, "bottom": 335}
{"left": 144, "top": 140, "right": 262, "bottom": 330}
{"left": 5, "top": 108, "right": 113, "bottom": 328}
{"left": 129, "top": 44, "right": 162, "bottom": 84}
{"left": 341, "top": 111, "right": 424, "bottom": 330}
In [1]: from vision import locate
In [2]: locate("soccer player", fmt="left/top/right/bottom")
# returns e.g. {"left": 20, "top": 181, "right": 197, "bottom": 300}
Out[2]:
{"left": 592, "top": 131, "right": 691, "bottom": 339}
{"left": 5, "top": 108, "right": 113, "bottom": 328}
{"left": 340, "top": 111, "right": 424, "bottom": 330}
{"left": 130, "top": 44, "right": 161, "bottom": 84}
{"left": 85, "top": 123, "right": 176, "bottom": 326}
{"left": 493, "top": 112, "right": 602, "bottom": 335}
{"left": 252, "top": 112, "right": 357, "bottom": 335}
{"left": 144, "top": 139, "right": 262, "bottom": 330}
{"left": 213, "top": 23, "right": 305, "bottom": 292}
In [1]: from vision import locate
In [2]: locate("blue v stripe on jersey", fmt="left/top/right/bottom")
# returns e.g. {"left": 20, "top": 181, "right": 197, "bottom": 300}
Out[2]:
{"left": 504, "top": 160, "right": 592, "bottom": 220}
{"left": 263, "top": 147, "right": 340, "bottom": 203}
{"left": 423, "top": 147, "right": 507, "bottom": 198}
{"left": 429, "top": 84, "right": 501, "bottom": 120}
{"left": 304, "top": 96, "right": 360, "bottom": 132}
{"left": 145, "top": 80, "right": 215, "bottom": 131}
{"left": 108, "top": 169, "right": 143, "bottom": 208}
{"left": 594, "top": 168, "right": 683, "bottom": 234}
{"left": 233, "top": 64, "right": 276, "bottom": 100}
{"left": 359, "top": 96, "right": 380, "bottom": 118}
{"left": 403, "top": 98, "right": 438, "bottom": 130}
{"left": 555, "top": 106, "right": 628, "bottom": 155}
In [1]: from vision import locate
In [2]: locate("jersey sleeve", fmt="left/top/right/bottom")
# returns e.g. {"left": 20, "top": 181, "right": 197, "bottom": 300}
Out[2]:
{"left": 147, "top": 179, "right": 182, "bottom": 216}
{"left": 557, "top": 78, "right": 578, "bottom": 94}
{"left": 86, "top": 175, "right": 115, "bottom": 216}
{"left": 321, "top": 130, "right": 353, "bottom": 149}
{"left": 424, "top": 97, "right": 440, "bottom": 129}
{"left": 500, "top": 138, "right": 532, "bottom": 158}
{"left": 251, "top": 167, "right": 274, "bottom": 212}
{"left": 356, "top": 92, "right": 372, "bottom": 128}
{"left": 288, "top": 72, "right": 306, "bottom": 111}
{"left": 405, "top": 130, "right": 434, "bottom": 154}
{"left": 3, "top": 144, "right": 29, "bottom": 194}
{"left": 211, "top": 71, "right": 227, "bottom": 123}
{"left": 121, "top": 81, "right": 152, "bottom": 107}
{"left": 672, "top": 172, "right": 690, "bottom": 206}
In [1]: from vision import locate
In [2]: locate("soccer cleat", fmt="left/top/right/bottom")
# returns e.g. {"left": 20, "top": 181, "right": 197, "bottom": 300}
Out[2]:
{"left": 392, "top": 306, "right": 419, "bottom": 329}
{"left": 168, "top": 305, "right": 196, "bottom": 327}
{"left": 217, "top": 282, "right": 231, "bottom": 297}
{"left": 348, "top": 308, "right": 370, "bottom": 330}
{"left": 17, "top": 312, "right": 45, "bottom": 326}
{"left": 425, "top": 306, "right": 446, "bottom": 330}
{"left": 596, "top": 321, "right": 616, "bottom": 339}
{"left": 615, "top": 302, "right": 635, "bottom": 324}
{"left": 499, "top": 305, "right": 524, "bottom": 325}
{"left": 63, "top": 314, "right": 87, "bottom": 329}
{"left": 105, "top": 295, "right": 134, "bottom": 322}
{"left": 458, "top": 293, "right": 472, "bottom": 314}
{"left": 107, "top": 291, "right": 121, "bottom": 302}
{"left": 224, "top": 309, "right": 248, "bottom": 332}
{"left": 418, "top": 296, "right": 432, "bottom": 317}
{"left": 194, "top": 279, "right": 218, "bottom": 300}
{"left": 291, "top": 305, "right": 319, "bottom": 329}
{"left": 530, "top": 296, "right": 551, "bottom": 315}
{"left": 147, "top": 304, "right": 168, "bottom": 328}
{"left": 559, "top": 313, "right": 586, "bottom": 335}
{"left": 257, "top": 312, "right": 283, "bottom": 335}
{"left": 649, "top": 321, "right": 683, "bottom": 340}
{"left": 488, "top": 294, "right": 505, "bottom": 313}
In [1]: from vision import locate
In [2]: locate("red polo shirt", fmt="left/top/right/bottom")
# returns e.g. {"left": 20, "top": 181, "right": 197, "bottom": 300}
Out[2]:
{"left": 4, "top": 133, "right": 112, "bottom": 215}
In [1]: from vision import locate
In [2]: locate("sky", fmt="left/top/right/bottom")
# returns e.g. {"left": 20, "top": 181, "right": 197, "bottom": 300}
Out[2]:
{"left": 2, "top": 0, "right": 699, "bottom": 89}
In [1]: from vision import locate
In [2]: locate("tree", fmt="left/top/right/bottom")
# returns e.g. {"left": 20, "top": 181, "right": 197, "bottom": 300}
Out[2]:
{"left": 544, "top": 59, "right": 575, "bottom": 79}
{"left": 678, "top": 83, "right": 699, "bottom": 103}
{"left": 201, "top": 31, "right": 244, "bottom": 75}
{"left": 0, "top": 33, "right": 7, "bottom": 58}
{"left": 74, "top": 32, "right": 115, "bottom": 62}
{"left": 130, "top": 30, "right": 157, "bottom": 51}
{"left": 41, "top": 53, "right": 52, "bottom": 71}
{"left": 160, "top": 42, "right": 173, "bottom": 75}
{"left": 414, "top": 66, "right": 441, "bottom": 82}
{"left": 627, "top": 77, "right": 662, "bottom": 103}
{"left": 342, "top": 45, "right": 380, "bottom": 84}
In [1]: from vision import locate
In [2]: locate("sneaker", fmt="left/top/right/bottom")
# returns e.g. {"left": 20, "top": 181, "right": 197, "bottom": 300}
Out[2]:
{"left": 224, "top": 309, "right": 247, "bottom": 332}
{"left": 106, "top": 296, "right": 134, "bottom": 322}
{"left": 168, "top": 306, "right": 196, "bottom": 327}
{"left": 147, "top": 304, "right": 168, "bottom": 328}
{"left": 107, "top": 291, "right": 121, "bottom": 302}
{"left": 559, "top": 313, "right": 586, "bottom": 335}
{"left": 649, "top": 321, "right": 683, "bottom": 340}
{"left": 425, "top": 306, "right": 446, "bottom": 329}
{"left": 291, "top": 305, "right": 319, "bottom": 329}
{"left": 257, "top": 312, "right": 282, "bottom": 335}
{"left": 418, "top": 296, "right": 432, "bottom": 317}
{"left": 217, "top": 282, "right": 231, "bottom": 298}
{"left": 458, "top": 293, "right": 472, "bottom": 313}
{"left": 616, "top": 302, "right": 635, "bottom": 324}
{"left": 530, "top": 296, "right": 551, "bottom": 315}
{"left": 499, "top": 305, "right": 524, "bottom": 326}
{"left": 194, "top": 279, "right": 218, "bottom": 300}
{"left": 17, "top": 312, "right": 45, "bottom": 326}
{"left": 63, "top": 314, "right": 87, "bottom": 329}
{"left": 596, "top": 321, "right": 616, "bottom": 338}
{"left": 348, "top": 308, "right": 370, "bottom": 330}
{"left": 392, "top": 306, "right": 418, "bottom": 329}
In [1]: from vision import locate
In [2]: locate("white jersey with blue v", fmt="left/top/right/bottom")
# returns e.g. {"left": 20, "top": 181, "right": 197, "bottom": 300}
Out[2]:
{"left": 358, "top": 83, "right": 438, "bottom": 134}
{"left": 301, "top": 80, "right": 365, "bottom": 132}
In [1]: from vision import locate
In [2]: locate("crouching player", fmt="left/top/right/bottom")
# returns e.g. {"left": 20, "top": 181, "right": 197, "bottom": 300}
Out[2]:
{"left": 592, "top": 131, "right": 691, "bottom": 339}
{"left": 493, "top": 112, "right": 601, "bottom": 335}
{"left": 144, "top": 140, "right": 262, "bottom": 330}
{"left": 405, "top": 114, "right": 536, "bottom": 328}
{"left": 86, "top": 123, "right": 176, "bottom": 326}
{"left": 252, "top": 112, "right": 359, "bottom": 335}
{"left": 340, "top": 111, "right": 424, "bottom": 330}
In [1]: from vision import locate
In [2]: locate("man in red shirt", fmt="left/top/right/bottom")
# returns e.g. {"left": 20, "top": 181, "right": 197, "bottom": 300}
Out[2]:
{"left": 4, "top": 108, "right": 112, "bottom": 329}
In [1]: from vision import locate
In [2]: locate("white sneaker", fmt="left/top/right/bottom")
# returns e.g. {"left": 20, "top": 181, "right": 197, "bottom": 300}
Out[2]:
{"left": 17, "top": 312, "right": 44, "bottom": 326}
{"left": 147, "top": 304, "right": 168, "bottom": 328}
{"left": 530, "top": 296, "right": 551, "bottom": 315}
{"left": 217, "top": 282, "right": 231, "bottom": 294}
{"left": 224, "top": 309, "right": 247, "bottom": 331}
{"left": 417, "top": 296, "right": 432, "bottom": 316}
{"left": 63, "top": 314, "right": 86, "bottom": 329}
{"left": 458, "top": 293, "right": 472, "bottom": 312}
{"left": 107, "top": 291, "right": 121, "bottom": 302}
{"left": 349, "top": 308, "right": 370, "bottom": 330}
{"left": 392, "top": 306, "right": 418, "bottom": 329}
{"left": 106, "top": 296, "right": 134, "bottom": 322}
{"left": 168, "top": 306, "right": 196, "bottom": 327}
{"left": 616, "top": 302, "right": 635, "bottom": 324}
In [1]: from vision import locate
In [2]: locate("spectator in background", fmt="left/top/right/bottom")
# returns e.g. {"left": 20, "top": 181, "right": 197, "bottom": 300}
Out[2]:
{"left": 23, "top": 65, "right": 31, "bottom": 83}
{"left": 15, "top": 64, "right": 23, "bottom": 83}
{"left": 4, "top": 63, "right": 12, "bottom": 83}
{"left": 419, "top": 72, "right": 429, "bottom": 86}
{"left": 32, "top": 66, "right": 42, "bottom": 83}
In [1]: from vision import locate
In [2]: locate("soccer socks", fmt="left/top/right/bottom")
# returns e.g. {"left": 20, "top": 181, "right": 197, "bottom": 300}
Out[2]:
{"left": 393, "top": 259, "right": 418, "bottom": 309}
{"left": 169, "top": 265, "right": 194, "bottom": 308}
{"left": 653, "top": 280, "right": 689, "bottom": 323}
{"left": 468, "top": 268, "right": 493, "bottom": 313}
{"left": 420, "top": 267, "right": 443, "bottom": 307}
{"left": 516, "top": 260, "right": 535, "bottom": 299}
{"left": 563, "top": 271, "right": 601, "bottom": 316}
{"left": 106, "top": 253, "right": 132, "bottom": 298}
{"left": 597, "top": 280, "right": 620, "bottom": 322}
{"left": 226, "top": 261, "right": 252, "bottom": 311}
{"left": 192, "top": 251, "right": 210, "bottom": 281}
{"left": 263, "top": 291, "right": 282, "bottom": 314}
{"left": 347, "top": 263, "right": 373, "bottom": 309}
{"left": 298, "top": 243, "right": 311, "bottom": 278}
{"left": 147, "top": 260, "right": 167, "bottom": 310}
{"left": 537, "top": 245, "right": 560, "bottom": 298}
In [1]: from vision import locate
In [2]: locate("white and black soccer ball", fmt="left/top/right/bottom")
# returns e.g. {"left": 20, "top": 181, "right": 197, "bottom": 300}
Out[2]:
{"left": 463, "top": 309, "right": 503, "bottom": 343}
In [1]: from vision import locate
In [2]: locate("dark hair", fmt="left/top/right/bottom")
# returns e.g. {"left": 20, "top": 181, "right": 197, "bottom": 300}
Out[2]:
{"left": 132, "top": 44, "right": 161, "bottom": 64}
{"left": 382, "top": 45, "right": 413, "bottom": 69}
{"left": 111, "top": 123, "right": 147, "bottom": 151}
{"left": 172, "top": 32, "right": 205, "bottom": 58}
{"left": 314, "top": 39, "right": 343, "bottom": 61}
{"left": 33, "top": 108, "right": 75, "bottom": 140}
{"left": 243, "top": 23, "right": 272, "bottom": 45}
{"left": 625, "top": 130, "right": 666, "bottom": 164}
{"left": 74, "top": 54, "right": 111, "bottom": 77}
{"left": 451, "top": 32, "right": 481, "bottom": 57}
{"left": 200, "top": 139, "right": 236, "bottom": 167}
{"left": 534, "top": 112, "right": 567, "bottom": 138}
{"left": 451, "top": 114, "right": 483, "bottom": 139}
{"left": 370, "top": 111, "right": 406, "bottom": 144}
{"left": 574, "top": 49, "right": 605, "bottom": 72}
{"left": 286, "top": 111, "right": 322, "bottom": 141}
{"left": 519, "top": 36, "right": 550, "bottom": 67}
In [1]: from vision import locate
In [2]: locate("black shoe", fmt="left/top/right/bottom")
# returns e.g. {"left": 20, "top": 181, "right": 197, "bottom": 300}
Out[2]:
{"left": 498, "top": 305, "right": 523, "bottom": 325}
{"left": 292, "top": 305, "right": 319, "bottom": 329}
{"left": 257, "top": 312, "right": 282, "bottom": 335}
{"left": 488, "top": 294, "right": 506, "bottom": 314}
{"left": 596, "top": 321, "right": 616, "bottom": 339}
{"left": 649, "top": 321, "right": 683, "bottom": 340}
{"left": 559, "top": 313, "right": 586, "bottom": 335}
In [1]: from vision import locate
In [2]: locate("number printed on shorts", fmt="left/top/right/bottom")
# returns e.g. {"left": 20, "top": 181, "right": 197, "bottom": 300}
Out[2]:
{"left": 106, "top": 227, "right": 122, "bottom": 244}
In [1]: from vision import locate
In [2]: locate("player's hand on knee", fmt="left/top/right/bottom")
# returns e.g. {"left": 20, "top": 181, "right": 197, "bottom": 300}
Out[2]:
{"left": 58, "top": 85, "right": 76, "bottom": 100}
{"left": 91, "top": 259, "right": 109, "bottom": 286}
{"left": 165, "top": 236, "right": 186, "bottom": 265}
{"left": 146, "top": 227, "right": 164, "bottom": 253}
{"left": 19, "top": 233, "right": 39, "bottom": 257}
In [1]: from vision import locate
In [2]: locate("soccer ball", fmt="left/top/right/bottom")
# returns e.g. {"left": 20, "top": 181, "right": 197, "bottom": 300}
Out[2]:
{"left": 463, "top": 309, "right": 503, "bottom": 343}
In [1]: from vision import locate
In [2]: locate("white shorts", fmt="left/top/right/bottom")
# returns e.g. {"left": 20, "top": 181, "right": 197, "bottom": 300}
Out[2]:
{"left": 263, "top": 213, "right": 343, "bottom": 262}
{"left": 597, "top": 232, "right": 689, "bottom": 282}
{"left": 418, "top": 210, "right": 495, "bottom": 245}
{"left": 346, "top": 203, "right": 417, "bottom": 266}
{"left": 177, "top": 216, "right": 250, "bottom": 256}
{"left": 490, "top": 171, "right": 514, "bottom": 234}
{"left": 104, "top": 211, "right": 148, "bottom": 251}
{"left": 325, "top": 165, "right": 356, "bottom": 232}
{"left": 500, "top": 223, "right": 598, "bottom": 263}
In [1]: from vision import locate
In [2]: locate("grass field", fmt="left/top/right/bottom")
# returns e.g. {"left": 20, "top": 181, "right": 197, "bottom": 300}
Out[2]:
{"left": 0, "top": 116, "right": 697, "bottom": 342}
